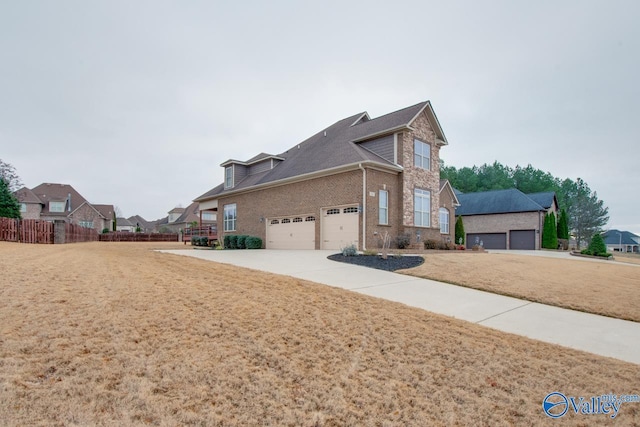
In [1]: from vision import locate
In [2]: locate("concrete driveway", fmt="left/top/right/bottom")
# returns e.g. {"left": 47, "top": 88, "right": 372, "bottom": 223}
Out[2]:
{"left": 160, "top": 249, "right": 640, "bottom": 365}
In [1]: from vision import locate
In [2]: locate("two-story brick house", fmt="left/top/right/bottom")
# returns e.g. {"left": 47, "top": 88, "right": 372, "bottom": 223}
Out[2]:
{"left": 14, "top": 183, "right": 115, "bottom": 231}
{"left": 195, "top": 100, "right": 458, "bottom": 250}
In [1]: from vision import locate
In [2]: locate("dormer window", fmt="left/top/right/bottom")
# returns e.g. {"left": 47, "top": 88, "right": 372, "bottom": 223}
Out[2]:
{"left": 225, "top": 166, "right": 233, "bottom": 189}
{"left": 50, "top": 201, "right": 65, "bottom": 212}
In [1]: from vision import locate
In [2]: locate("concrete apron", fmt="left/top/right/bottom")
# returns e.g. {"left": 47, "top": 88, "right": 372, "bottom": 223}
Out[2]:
{"left": 159, "top": 249, "right": 640, "bottom": 365}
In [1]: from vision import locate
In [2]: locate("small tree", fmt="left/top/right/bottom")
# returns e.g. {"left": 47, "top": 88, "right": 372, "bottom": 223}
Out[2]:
{"left": 542, "top": 212, "right": 558, "bottom": 249}
{"left": 454, "top": 216, "right": 465, "bottom": 246}
{"left": 0, "top": 178, "right": 21, "bottom": 219}
{"left": 583, "top": 233, "right": 608, "bottom": 257}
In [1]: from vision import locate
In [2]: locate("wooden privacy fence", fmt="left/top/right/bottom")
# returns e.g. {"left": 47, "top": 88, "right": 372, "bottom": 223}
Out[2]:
{"left": 98, "top": 232, "right": 179, "bottom": 242}
{"left": 0, "top": 218, "right": 98, "bottom": 244}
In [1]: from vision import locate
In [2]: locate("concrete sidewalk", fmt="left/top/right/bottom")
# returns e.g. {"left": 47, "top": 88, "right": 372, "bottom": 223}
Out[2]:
{"left": 160, "top": 249, "right": 640, "bottom": 365}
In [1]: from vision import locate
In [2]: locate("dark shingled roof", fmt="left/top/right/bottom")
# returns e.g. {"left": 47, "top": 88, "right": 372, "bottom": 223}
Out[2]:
{"left": 526, "top": 192, "right": 557, "bottom": 210}
{"left": 602, "top": 229, "right": 640, "bottom": 245}
{"left": 456, "top": 188, "right": 546, "bottom": 216}
{"left": 30, "top": 183, "right": 88, "bottom": 216}
{"left": 195, "top": 101, "right": 440, "bottom": 201}
{"left": 14, "top": 187, "right": 42, "bottom": 204}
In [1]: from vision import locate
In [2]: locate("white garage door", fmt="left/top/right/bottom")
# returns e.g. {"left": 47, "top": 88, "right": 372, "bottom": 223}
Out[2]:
{"left": 321, "top": 206, "right": 359, "bottom": 250}
{"left": 267, "top": 216, "right": 315, "bottom": 249}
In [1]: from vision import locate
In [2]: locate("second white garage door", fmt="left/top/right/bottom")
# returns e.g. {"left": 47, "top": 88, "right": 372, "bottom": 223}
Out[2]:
{"left": 321, "top": 206, "right": 359, "bottom": 250}
{"left": 267, "top": 216, "right": 315, "bottom": 249}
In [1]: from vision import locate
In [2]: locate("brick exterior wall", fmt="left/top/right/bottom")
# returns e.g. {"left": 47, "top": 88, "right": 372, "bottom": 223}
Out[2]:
{"left": 462, "top": 211, "right": 544, "bottom": 250}
{"left": 218, "top": 170, "right": 363, "bottom": 249}
{"left": 20, "top": 202, "right": 42, "bottom": 220}
{"left": 68, "top": 204, "right": 109, "bottom": 231}
{"left": 438, "top": 185, "right": 457, "bottom": 243}
{"left": 397, "top": 111, "right": 443, "bottom": 246}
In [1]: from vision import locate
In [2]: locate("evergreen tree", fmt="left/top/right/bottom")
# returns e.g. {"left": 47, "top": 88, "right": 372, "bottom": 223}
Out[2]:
{"left": 542, "top": 212, "right": 558, "bottom": 249}
{"left": 584, "top": 233, "right": 608, "bottom": 257}
{"left": 557, "top": 209, "right": 569, "bottom": 240}
{"left": 454, "top": 216, "right": 465, "bottom": 245}
{"left": 0, "top": 178, "right": 21, "bottom": 219}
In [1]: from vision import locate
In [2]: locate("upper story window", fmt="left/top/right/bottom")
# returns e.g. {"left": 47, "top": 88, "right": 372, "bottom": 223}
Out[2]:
{"left": 79, "top": 221, "right": 94, "bottom": 229}
{"left": 439, "top": 208, "right": 449, "bottom": 234}
{"left": 20, "top": 203, "right": 27, "bottom": 213}
{"left": 50, "top": 201, "right": 65, "bottom": 212}
{"left": 202, "top": 212, "right": 215, "bottom": 221}
{"left": 224, "top": 166, "right": 233, "bottom": 189}
{"left": 414, "top": 139, "right": 431, "bottom": 170}
{"left": 414, "top": 189, "right": 431, "bottom": 227}
{"left": 379, "top": 190, "right": 388, "bottom": 225}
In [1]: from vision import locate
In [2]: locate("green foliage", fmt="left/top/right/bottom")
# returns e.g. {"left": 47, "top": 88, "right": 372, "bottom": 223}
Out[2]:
{"left": 542, "top": 213, "right": 558, "bottom": 249}
{"left": 557, "top": 209, "right": 569, "bottom": 240}
{"left": 0, "top": 159, "right": 23, "bottom": 192}
{"left": 227, "top": 235, "right": 238, "bottom": 249}
{"left": 0, "top": 178, "right": 21, "bottom": 219}
{"left": 102, "top": 228, "right": 110, "bottom": 234}
{"left": 560, "top": 178, "right": 608, "bottom": 249}
{"left": 135, "top": 226, "right": 141, "bottom": 233}
{"left": 236, "top": 235, "right": 248, "bottom": 249}
{"left": 245, "top": 236, "right": 263, "bottom": 249}
{"left": 395, "top": 233, "right": 411, "bottom": 249}
{"left": 582, "top": 233, "right": 609, "bottom": 257}
{"left": 454, "top": 216, "right": 465, "bottom": 245}
{"left": 341, "top": 244, "right": 358, "bottom": 256}
{"left": 223, "top": 235, "right": 231, "bottom": 249}
{"left": 191, "top": 236, "right": 210, "bottom": 247}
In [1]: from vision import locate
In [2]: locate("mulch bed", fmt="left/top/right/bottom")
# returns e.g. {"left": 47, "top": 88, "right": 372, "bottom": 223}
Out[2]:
{"left": 327, "top": 254, "right": 424, "bottom": 271}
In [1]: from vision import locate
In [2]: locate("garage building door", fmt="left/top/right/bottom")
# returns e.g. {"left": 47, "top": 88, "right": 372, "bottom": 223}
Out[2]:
{"left": 510, "top": 229, "right": 536, "bottom": 250}
{"left": 466, "top": 233, "right": 507, "bottom": 249}
{"left": 321, "top": 206, "right": 359, "bottom": 250}
{"left": 266, "top": 216, "right": 315, "bottom": 249}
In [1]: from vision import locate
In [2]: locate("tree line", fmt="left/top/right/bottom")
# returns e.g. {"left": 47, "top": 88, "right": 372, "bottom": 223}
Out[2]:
{"left": 442, "top": 161, "right": 609, "bottom": 248}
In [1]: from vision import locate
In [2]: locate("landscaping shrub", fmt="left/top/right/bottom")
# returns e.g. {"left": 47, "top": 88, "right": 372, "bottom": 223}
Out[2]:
{"left": 228, "top": 235, "right": 238, "bottom": 249}
{"left": 581, "top": 233, "right": 610, "bottom": 257}
{"left": 363, "top": 249, "right": 378, "bottom": 256}
{"left": 341, "top": 243, "right": 358, "bottom": 256}
{"left": 237, "top": 235, "right": 248, "bottom": 249}
{"left": 223, "top": 235, "right": 231, "bottom": 249}
{"left": 191, "top": 236, "right": 209, "bottom": 247}
{"left": 395, "top": 233, "right": 411, "bottom": 249}
{"left": 424, "top": 239, "right": 437, "bottom": 250}
{"left": 437, "top": 241, "right": 454, "bottom": 250}
{"left": 455, "top": 216, "right": 465, "bottom": 246}
{"left": 245, "top": 236, "right": 263, "bottom": 249}
{"left": 101, "top": 228, "right": 110, "bottom": 234}
{"left": 542, "top": 212, "right": 558, "bottom": 249}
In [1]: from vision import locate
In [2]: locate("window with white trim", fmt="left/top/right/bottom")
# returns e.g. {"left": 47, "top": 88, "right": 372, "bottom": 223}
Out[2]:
{"left": 379, "top": 190, "right": 388, "bottom": 225}
{"left": 292, "top": 217, "right": 303, "bottom": 223}
{"left": 414, "top": 189, "right": 431, "bottom": 227}
{"left": 282, "top": 218, "right": 291, "bottom": 224}
{"left": 20, "top": 203, "right": 27, "bottom": 213}
{"left": 305, "top": 216, "right": 316, "bottom": 222}
{"left": 223, "top": 204, "right": 236, "bottom": 231}
{"left": 50, "top": 201, "right": 65, "bottom": 212}
{"left": 439, "top": 208, "right": 449, "bottom": 234}
{"left": 344, "top": 207, "right": 358, "bottom": 213}
{"left": 414, "top": 139, "right": 431, "bottom": 170}
{"left": 224, "top": 166, "right": 233, "bottom": 189}
{"left": 79, "top": 221, "right": 94, "bottom": 229}
{"left": 202, "top": 212, "right": 215, "bottom": 221}
{"left": 326, "top": 208, "right": 340, "bottom": 215}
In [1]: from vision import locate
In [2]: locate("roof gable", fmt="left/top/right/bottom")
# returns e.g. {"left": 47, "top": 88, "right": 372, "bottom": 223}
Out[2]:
{"left": 14, "top": 187, "right": 42, "bottom": 204}
{"left": 526, "top": 192, "right": 557, "bottom": 210}
{"left": 456, "top": 188, "right": 545, "bottom": 216}
{"left": 30, "top": 183, "right": 88, "bottom": 214}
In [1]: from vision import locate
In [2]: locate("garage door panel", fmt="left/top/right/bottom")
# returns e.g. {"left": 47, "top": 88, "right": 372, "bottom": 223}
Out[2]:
{"left": 267, "top": 217, "right": 315, "bottom": 249}
{"left": 466, "top": 233, "right": 507, "bottom": 249}
{"left": 510, "top": 229, "right": 536, "bottom": 250}
{"left": 321, "top": 207, "right": 359, "bottom": 250}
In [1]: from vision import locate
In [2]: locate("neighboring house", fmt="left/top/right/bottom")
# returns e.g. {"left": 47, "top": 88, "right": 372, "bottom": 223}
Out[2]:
{"left": 455, "top": 189, "right": 558, "bottom": 250}
{"left": 127, "top": 215, "right": 156, "bottom": 233}
{"left": 195, "top": 100, "right": 454, "bottom": 250}
{"left": 602, "top": 229, "right": 640, "bottom": 253}
{"left": 14, "top": 183, "right": 114, "bottom": 231}
{"left": 161, "top": 202, "right": 217, "bottom": 234}
{"left": 116, "top": 217, "right": 135, "bottom": 232}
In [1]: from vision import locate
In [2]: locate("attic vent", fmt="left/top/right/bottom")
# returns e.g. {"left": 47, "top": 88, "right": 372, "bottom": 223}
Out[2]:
{"left": 324, "top": 131, "right": 327, "bottom": 137}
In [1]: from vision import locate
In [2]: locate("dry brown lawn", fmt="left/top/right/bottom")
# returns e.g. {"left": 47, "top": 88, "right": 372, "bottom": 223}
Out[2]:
{"left": 0, "top": 242, "right": 639, "bottom": 426}
{"left": 400, "top": 252, "right": 640, "bottom": 323}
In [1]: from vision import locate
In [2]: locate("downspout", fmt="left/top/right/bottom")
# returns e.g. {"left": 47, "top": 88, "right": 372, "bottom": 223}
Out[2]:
{"left": 359, "top": 163, "right": 366, "bottom": 250}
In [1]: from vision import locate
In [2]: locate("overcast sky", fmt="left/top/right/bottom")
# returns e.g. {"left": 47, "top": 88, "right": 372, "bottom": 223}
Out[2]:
{"left": 1, "top": 1, "right": 638, "bottom": 233}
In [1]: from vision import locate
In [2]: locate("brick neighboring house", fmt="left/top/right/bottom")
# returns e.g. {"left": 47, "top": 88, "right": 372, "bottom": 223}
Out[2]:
{"left": 160, "top": 202, "right": 217, "bottom": 234}
{"left": 14, "top": 183, "right": 114, "bottom": 231}
{"left": 455, "top": 189, "right": 558, "bottom": 250}
{"left": 195, "top": 100, "right": 455, "bottom": 250}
